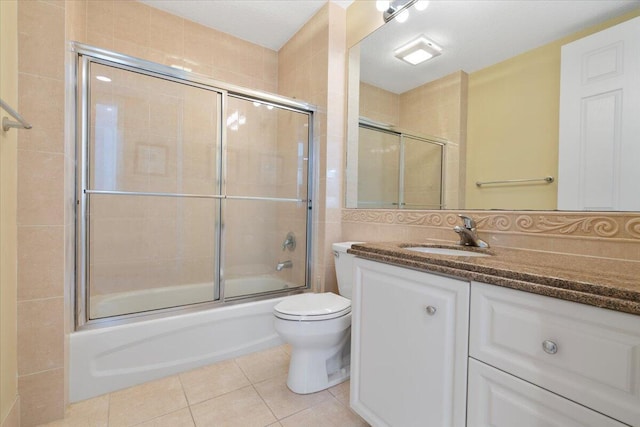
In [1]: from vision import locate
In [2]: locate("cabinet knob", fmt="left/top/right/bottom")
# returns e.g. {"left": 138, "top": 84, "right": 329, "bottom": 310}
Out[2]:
{"left": 542, "top": 340, "right": 558, "bottom": 354}
{"left": 425, "top": 306, "right": 437, "bottom": 315}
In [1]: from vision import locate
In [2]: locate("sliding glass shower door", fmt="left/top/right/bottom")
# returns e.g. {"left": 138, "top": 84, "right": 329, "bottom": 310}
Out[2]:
{"left": 77, "top": 48, "right": 313, "bottom": 324}
{"left": 84, "top": 62, "right": 222, "bottom": 319}
{"left": 223, "top": 97, "right": 309, "bottom": 299}
{"left": 357, "top": 124, "right": 444, "bottom": 209}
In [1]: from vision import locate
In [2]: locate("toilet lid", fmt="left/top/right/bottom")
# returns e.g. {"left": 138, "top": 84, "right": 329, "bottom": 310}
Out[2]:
{"left": 274, "top": 292, "right": 351, "bottom": 321}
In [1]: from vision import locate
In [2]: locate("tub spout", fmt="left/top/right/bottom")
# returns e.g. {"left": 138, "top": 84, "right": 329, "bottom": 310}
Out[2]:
{"left": 276, "top": 260, "right": 293, "bottom": 271}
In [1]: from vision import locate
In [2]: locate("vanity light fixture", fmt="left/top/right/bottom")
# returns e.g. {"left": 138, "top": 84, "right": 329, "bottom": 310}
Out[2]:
{"left": 381, "top": 0, "right": 429, "bottom": 23}
{"left": 394, "top": 35, "right": 442, "bottom": 65}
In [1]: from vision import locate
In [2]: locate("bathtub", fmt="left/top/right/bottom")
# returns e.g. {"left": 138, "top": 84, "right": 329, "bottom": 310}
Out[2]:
{"left": 70, "top": 277, "right": 302, "bottom": 402}
{"left": 90, "top": 276, "right": 302, "bottom": 319}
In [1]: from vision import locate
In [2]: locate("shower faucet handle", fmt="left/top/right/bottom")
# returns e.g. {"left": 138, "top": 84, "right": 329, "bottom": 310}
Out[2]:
{"left": 282, "top": 232, "right": 296, "bottom": 251}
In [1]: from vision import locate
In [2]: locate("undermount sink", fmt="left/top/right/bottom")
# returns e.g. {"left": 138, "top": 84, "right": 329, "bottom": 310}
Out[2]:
{"left": 405, "top": 246, "right": 492, "bottom": 257}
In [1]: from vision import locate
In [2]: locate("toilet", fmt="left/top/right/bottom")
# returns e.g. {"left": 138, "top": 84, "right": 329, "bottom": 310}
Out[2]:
{"left": 273, "top": 242, "right": 360, "bottom": 394}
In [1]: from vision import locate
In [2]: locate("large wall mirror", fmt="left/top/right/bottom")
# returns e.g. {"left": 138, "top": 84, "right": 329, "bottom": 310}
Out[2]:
{"left": 345, "top": 0, "right": 640, "bottom": 211}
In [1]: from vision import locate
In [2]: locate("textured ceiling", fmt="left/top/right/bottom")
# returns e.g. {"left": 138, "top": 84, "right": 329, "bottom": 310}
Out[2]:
{"left": 139, "top": 0, "right": 353, "bottom": 51}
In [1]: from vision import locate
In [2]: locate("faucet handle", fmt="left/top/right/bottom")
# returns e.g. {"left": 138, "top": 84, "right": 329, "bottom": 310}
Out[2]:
{"left": 458, "top": 214, "right": 476, "bottom": 230}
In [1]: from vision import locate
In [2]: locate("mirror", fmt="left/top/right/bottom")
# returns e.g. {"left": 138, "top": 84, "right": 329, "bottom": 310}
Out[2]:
{"left": 345, "top": 0, "right": 640, "bottom": 211}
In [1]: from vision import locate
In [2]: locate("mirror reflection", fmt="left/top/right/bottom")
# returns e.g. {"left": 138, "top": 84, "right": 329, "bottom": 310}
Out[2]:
{"left": 346, "top": 0, "right": 640, "bottom": 211}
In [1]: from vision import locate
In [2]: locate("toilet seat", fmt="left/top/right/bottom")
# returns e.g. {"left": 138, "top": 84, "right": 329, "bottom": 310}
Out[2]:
{"left": 274, "top": 292, "right": 351, "bottom": 321}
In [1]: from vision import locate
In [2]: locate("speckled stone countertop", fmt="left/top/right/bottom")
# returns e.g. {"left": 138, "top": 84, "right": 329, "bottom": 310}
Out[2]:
{"left": 348, "top": 242, "right": 640, "bottom": 316}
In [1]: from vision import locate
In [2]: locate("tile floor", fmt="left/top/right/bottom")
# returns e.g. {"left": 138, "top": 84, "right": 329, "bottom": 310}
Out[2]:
{"left": 40, "top": 345, "right": 369, "bottom": 427}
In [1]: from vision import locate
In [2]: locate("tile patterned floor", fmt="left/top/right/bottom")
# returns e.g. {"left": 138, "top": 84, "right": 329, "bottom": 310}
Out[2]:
{"left": 40, "top": 345, "right": 369, "bottom": 427}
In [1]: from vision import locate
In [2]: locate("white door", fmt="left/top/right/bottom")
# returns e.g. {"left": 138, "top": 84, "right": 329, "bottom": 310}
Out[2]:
{"left": 350, "top": 258, "right": 469, "bottom": 427}
{"left": 558, "top": 16, "right": 640, "bottom": 211}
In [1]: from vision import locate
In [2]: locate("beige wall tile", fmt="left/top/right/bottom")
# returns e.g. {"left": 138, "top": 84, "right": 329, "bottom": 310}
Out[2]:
{"left": 17, "top": 225, "right": 63, "bottom": 300}
{"left": 148, "top": 6, "right": 183, "bottom": 59}
{"left": 114, "top": 0, "right": 150, "bottom": 48}
{"left": 18, "top": 368, "right": 64, "bottom": 427}
{"left": 17, "top": 297, "right": 64, "bottom": 375}
{"left": 17, "top": 0, "right": 64, "bottom": 80}
{"left": 17, "top": 150, "right": 64, "bottom": 226}
{"left": 86, "top": 0, "right": 114, "bottom": 39}
{"left": 17, "top": 73, "right": 64, "bottom": 153}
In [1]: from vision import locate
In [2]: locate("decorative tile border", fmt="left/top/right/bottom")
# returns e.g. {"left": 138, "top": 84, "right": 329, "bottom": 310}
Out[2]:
{"left": 342, "top": 209, "right": 640, "bottom": 240}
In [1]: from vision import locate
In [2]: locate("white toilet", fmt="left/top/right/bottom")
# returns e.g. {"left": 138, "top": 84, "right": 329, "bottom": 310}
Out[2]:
{"left": 273, "top": 242, "right": 360, "bottom": 394}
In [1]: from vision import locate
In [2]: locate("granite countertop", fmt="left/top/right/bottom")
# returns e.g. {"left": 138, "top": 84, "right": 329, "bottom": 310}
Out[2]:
{"left": 348, "top": 242, "right": 640, "bottom": 316}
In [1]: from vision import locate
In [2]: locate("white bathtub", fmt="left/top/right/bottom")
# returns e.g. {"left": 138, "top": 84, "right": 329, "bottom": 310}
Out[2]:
{"left": 90, "top": 276, "right": 301, "bottom": 319}
{"left": 70, "top": 280, "right": 298, "bottom": 402}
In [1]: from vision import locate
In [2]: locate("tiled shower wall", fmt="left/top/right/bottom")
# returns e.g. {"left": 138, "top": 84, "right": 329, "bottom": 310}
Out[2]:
{"left": 278, "top": 2, "right": 347, "bottom": 294}
{"left": 16, "top": 1, "right": 67, "bottom": 425}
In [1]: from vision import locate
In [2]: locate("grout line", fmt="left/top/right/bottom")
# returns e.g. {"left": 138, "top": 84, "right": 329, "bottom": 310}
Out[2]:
{"left": 251, "top": 383, "right": 279, "bottom": 423}
{"left": 106, "top": 391, "right": 112, "bottom": 427}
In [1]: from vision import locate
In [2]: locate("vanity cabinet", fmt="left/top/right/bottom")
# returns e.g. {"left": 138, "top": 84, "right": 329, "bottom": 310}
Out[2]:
{"left": 350, "top": 258, "right": 469, "bottom": 427}
{"left": 469, "top": 281, "right": 640, "bottom": 426}
{"left": 467, "top": 358, "right": 627, "bottom": 426}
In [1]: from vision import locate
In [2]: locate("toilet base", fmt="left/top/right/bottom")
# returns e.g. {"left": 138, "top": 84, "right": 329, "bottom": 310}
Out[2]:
{"left": 286, "top": 331, "right": 351, "bottom": 394}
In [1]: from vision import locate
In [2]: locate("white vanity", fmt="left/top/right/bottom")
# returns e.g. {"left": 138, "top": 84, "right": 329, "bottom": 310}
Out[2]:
{"left": 349, "top": 247, "right": 640, "bottom": 427}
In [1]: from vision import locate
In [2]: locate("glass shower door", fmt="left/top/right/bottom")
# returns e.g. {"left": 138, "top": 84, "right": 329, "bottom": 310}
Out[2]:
{"left": 403, "top": 135, "right": 444, "bottom": 209}
{"left": 357, "top": 126, "right": 400, "bottom": 208}
{"left": 222, "top": 97, "right": 311, "bottom": 299}
{"left": 83, "top": 62, "right": 222, "bottom": 319}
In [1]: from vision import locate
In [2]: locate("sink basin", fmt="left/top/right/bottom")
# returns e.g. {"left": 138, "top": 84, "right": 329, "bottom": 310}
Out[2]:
{"left": 405, "top": 247, "right": 491, "bottom": 257}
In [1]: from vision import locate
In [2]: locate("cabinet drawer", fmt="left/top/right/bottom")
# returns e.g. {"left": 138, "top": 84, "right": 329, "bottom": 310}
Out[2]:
{"left": 467, "top": 358, "right": 628, "bottom": 427}
{"left": 470, "top": 281, "right": 640, "bottom": 426}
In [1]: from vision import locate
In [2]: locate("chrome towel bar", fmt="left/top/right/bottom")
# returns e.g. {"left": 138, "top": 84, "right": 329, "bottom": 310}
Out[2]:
{"left": 1, "top": 98, "right": 32, "bottom": 132}
{"left": 476, "top": 176, "right": 554, "bottom": 187}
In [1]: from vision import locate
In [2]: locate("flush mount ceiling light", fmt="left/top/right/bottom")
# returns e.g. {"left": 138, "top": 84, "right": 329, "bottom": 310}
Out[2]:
{"left": 379, "top": 0, "right": 429, "bottom": 23}
{"left": 394, "top": 36, "right": 442, "bottom": 65}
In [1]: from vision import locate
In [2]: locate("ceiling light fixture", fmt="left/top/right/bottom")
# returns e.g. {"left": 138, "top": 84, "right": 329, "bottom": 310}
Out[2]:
{"left": 382, "top": 0, "right": 428, "bottom": 23}
{"left": 394, "top": 35, "right": 442, "bottom": 65}
{"left": 95, "top": 76, "right": 111, "bottom": 82}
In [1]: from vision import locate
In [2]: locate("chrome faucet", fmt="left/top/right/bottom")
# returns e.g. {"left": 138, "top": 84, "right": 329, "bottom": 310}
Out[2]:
{"left": 453, "top": 214, "right": 489, "bottom": 248}
{"left": 282, "top": 232, "right": 296, "bottom": 251}
{"left": 276, "top": 260, "right": 293, "bottom": 271}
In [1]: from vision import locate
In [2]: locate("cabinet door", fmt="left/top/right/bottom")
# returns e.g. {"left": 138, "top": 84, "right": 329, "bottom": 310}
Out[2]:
{"left": 350, "top": 258, "right": 469, "bottom": 427}
{"left": 467, "top": 358, "right": 628, "bottom": 427}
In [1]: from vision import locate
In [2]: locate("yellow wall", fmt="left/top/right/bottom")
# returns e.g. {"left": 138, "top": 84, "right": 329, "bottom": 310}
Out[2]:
{"left": 0, "top": 1, "right": 20, "bottom": 426}
{"left": 466, "top": 8, "right": 640, "bottom": 210}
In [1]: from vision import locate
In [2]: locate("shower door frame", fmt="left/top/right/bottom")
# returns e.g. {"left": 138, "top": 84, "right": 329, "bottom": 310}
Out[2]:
{"left": 73, "top": 43, "right": 315, "bottom": 329}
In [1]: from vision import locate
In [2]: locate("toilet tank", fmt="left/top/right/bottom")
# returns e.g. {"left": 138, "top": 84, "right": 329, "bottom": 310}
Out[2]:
{"left": 332, "top": 242, "right": 363, "bottom": 299}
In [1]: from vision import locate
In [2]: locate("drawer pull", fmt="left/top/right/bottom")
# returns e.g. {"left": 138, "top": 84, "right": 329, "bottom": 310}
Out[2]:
{"left": 542, "top": 340, "right": 558, "bottom": 354}
{"left": 425, "top": 306, "right": 437, "bottom": 315}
